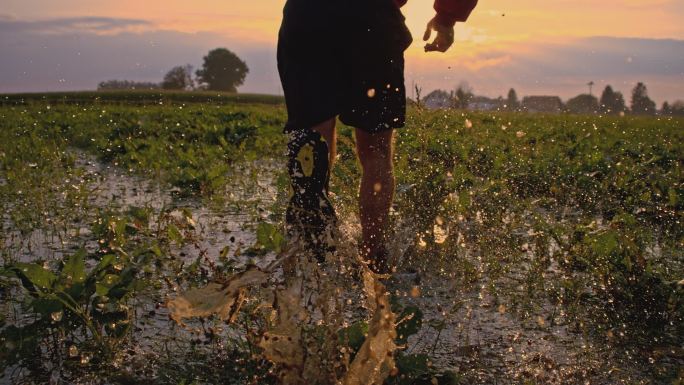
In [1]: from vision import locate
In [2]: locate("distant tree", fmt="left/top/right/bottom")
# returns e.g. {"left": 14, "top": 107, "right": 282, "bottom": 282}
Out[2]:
{"left": 521, "top": 96, "right": 564, "bottom": 113}
{"left": 162, "top": 65, "right": 194, "bottom": 90}
{"left": 630, "top": 82, "right": 656, "bottom": 115}
{"left": 423, "top": 89, "right": 452, "bottom": 109}
{"left": 453, "top": 82, "right": 474, "bottom": 109}
{"left": 672, "top": 100, "right": 684, "bottom": 116}
{"left": 599, "top": 85, "right": 626, "bottom": 114}
{"left": 506, "top": 88, "right": 520, "bottom": 110}
{"left": 661, "top": 101, "right": 671, "bottom": 116}
{"left": 195, "top": 48, "right": 249, "bottom": 92}
{"left": 97, "top": 80, "right": 160, "bottom": 90}
{"left": 566, "top": 94, "right": 599, "bottom": 115}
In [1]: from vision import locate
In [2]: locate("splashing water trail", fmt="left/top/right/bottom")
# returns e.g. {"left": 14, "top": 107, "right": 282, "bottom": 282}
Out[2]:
{"left": 168, "top": 222, "right": 399, "bottom": 385}
{"left": 167, "top": 268, "right": 269, "bottom": 324}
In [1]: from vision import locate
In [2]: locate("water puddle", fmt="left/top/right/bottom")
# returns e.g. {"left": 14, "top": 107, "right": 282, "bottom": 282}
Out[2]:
{"left": 2, "top": 152, "right": 277, "bottom": 265}
{"left": 1, "top": 152, "right": 673, "bottom": 384}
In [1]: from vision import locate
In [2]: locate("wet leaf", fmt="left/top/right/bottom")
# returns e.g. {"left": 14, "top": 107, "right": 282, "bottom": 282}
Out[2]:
{"left": 167, "top": 223, "right": 183, "bottom": 245}
{"left": 591, "top": 231, "right": 619, "bottom": 256}
{"left": 394, "top": 354, "right": 430, "bottom": 383}
{"left": 61, "top": 250, "right": 86, "bottom": 285}
{"left": 11, "top": 263, "right": 57, "bottom": 292}
{"left": 96, "top": 274, "right": 120, "bottom": 296}
{"left": 338, "top": 321, "right": 369, "bottom": 355}
{"left": 31, "top": 298, "right": 63, "bottom": 318}
{"left": 256, "top": 222, "right": 285, "bottom": 253}
{"left": 396, "top": 306, "right": 423, "bottom": 345}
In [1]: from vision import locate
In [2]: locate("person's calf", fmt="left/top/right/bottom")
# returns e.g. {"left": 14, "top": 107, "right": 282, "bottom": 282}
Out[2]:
{"left": 355, "top": 128, "right": 395, "bottom": 273}
{"left": 359, "top": 171, "right": 394, "bottom": 247}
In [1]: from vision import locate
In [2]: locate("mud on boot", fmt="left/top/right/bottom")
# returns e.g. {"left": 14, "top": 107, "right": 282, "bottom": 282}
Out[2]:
{"left": 285, "top": 128, "right": 337, "bottom": 263}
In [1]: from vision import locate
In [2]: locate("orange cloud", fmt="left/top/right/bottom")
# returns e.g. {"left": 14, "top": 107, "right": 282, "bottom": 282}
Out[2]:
{"left": 460, "top": 55, "right": 512, "bottom": 71}
{"left": 3, "top": 0, "right": 683, "bottom": 47}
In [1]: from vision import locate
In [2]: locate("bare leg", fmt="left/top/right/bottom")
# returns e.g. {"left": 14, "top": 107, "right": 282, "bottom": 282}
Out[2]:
{"left": 312, "top": 118, "right": 337, "bottom": 166}
{"left": 355, "top": 128, "right": 395, "bottom": 272}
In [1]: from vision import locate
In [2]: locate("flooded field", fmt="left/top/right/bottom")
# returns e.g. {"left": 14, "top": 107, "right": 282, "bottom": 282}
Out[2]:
{"left": 0, "top": 99, "right": 682, "bottom": 384}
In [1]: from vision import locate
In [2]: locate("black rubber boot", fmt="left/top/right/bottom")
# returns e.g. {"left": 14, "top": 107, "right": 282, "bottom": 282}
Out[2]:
{"left": 286, "top": 129, "right": 336, "bottom": 262}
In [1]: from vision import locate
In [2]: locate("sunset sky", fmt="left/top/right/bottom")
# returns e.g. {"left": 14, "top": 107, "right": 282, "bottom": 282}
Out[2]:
{"left": 1, "top": 0, "right": 683, "bottom": 104}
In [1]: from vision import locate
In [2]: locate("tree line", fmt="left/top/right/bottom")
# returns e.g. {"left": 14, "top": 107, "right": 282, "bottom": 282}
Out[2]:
{"left": 505, "top": 82, "right": 682, "bottom": 115}
{"left": 422, "top": 82, "right": 684, "bottom": 116}
{"left": 98, "top": 48, "right": 249, "bottom": 92}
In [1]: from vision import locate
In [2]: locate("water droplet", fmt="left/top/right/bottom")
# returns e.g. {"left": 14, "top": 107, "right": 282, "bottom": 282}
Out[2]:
{"left": 51, "top": 311, "right": 63, "bottom": 322}
{"left": 410, "top": 286, "right": 421, "bottom": 298}
{"left": 417, "top": 237, "right": 427, "bottom": 248}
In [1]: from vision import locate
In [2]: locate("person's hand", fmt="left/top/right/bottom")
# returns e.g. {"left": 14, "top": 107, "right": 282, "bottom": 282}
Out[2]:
{"left": 423, "top": 17, "right": 455, "bottom": 53}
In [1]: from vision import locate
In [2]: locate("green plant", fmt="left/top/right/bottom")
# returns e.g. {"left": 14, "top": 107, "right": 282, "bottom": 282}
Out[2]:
{"left": 1, "top": 250, "right": 136, "bottom": 374}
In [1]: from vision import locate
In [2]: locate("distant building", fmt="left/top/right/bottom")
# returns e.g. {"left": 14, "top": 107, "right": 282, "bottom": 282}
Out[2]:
{"left": 468, "top": 96, "right": 504, "bottom": 111}
{"left": 522, "top": 96, "right": 564, "bottom": 113}
{"left": 423, "top": 90, "right": 452, "bottom": 109}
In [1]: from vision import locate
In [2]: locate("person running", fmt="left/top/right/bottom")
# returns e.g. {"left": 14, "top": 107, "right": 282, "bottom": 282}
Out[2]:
{"left": 279, "top": 0, "right": 478, "bottom": 274}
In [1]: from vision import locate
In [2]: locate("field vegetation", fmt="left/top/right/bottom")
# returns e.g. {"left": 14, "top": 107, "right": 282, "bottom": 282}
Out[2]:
{"left": 0, "top": 93, "right": 682, "bottom": 384}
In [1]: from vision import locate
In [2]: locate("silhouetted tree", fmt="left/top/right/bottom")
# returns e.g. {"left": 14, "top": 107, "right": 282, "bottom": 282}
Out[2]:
{"left": 453, "top": 82, "right": 474, "bottom": 109}
{"left": 599, "top": 85, "right": 626, "bottom": 114}
{"left": 671, "top": 100, "right": 684, "bottom": 116}
{"left": 162, "top": 65, "right": 194, "bottom": 90}
{"left": 506, "top": 88, "right": 520, "bottom": 110}
{"left": 631, "top": 82, "right": 656, "bottom": 115}
{"left": 566, "top": 94, "right": 599, "bottom": 115}
{"left": 196, "top": 48, "right": 249, "bottom": 92}
{"left": 423, "top": 89, "right": 451, "bottom": 109}
{"left": 661, "top": 101, "right": 671, "bottom": 116}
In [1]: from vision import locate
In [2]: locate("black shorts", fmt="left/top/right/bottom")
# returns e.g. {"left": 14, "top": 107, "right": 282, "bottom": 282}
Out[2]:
{"left": 277, "top": 0, "right": 413, "bottom": 133}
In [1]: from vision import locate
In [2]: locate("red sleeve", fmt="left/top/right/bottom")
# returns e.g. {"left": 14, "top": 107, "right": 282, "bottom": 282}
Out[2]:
{"left": 434, "top": 0, "right": 478, "bottom": 26}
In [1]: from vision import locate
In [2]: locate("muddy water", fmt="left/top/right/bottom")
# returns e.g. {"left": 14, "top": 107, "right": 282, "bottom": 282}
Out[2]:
{"left": 386, "top": 237, "right": 654, "bottom": 383}
{"left": 2, "top": 153, "right": 278, "bottom": 265}
{"left": 390, "top": 274, "right": 645, "bottom": 383}
{"left": 2, "top": 155, "right": 660, "bottom": 384}
{"left": 1, "top": 153, "right": 281, "bottom": 345}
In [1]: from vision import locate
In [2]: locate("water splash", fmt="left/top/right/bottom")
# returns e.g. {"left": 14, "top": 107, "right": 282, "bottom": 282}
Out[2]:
{"left": 342, "top": 275, "right": 397, "bottom": 385}
{"left": 167, "top": 230, "right": 399, "bottom": 384}
{"left": 167, "top": 268, "right": 269, "bottom": 324}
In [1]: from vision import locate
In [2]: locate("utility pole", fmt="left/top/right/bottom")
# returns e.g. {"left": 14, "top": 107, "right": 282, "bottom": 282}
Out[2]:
{"left": 587, "top": 81, "right": 595, "bottom": 96}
